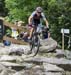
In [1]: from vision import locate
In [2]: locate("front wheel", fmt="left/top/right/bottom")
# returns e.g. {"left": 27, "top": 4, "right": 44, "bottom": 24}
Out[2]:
{"left": 34, "top": 38, "right": 40, "bottom": 56}
{"left": 29, "top": 36, "right": 40, "bottom": 56}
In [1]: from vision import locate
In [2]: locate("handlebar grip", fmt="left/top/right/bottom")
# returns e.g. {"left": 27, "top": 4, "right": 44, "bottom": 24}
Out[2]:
{"left": 46, "top": 28, "right": 49, "bottom": 31}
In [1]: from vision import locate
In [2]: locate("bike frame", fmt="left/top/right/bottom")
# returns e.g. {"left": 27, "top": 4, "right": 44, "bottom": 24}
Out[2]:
{"left": 29, "top": 26, "right": 41, "bottom": 56}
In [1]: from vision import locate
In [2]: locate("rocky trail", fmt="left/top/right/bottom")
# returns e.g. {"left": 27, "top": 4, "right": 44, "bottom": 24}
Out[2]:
{"left": 0, "top": 38, "right": 71, "bottom": 75}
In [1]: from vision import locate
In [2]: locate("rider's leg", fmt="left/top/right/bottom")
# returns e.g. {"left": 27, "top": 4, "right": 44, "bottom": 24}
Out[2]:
{"left": 28, "top": 24, "right": 37, "bottom": 41}
{"left": 48, "top": 32, "right": 50, "bottom": 38}
{"left": 28, "top": 27, "right": 34, "bottom": 40}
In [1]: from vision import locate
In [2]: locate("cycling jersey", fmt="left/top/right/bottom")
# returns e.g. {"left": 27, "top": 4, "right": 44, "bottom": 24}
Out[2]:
{"left": 30, "top": 11, "right": 46, "bottom": 26}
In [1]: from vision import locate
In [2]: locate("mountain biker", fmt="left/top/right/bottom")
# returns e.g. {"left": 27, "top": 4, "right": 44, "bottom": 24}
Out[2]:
{"left": 28, "top": 7, "right": 49, "bottom": 41}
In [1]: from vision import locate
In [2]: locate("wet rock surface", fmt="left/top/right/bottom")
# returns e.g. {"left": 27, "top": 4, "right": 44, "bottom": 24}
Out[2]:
{"left": 0, "top": 38, "right": 71, "bottom": 75}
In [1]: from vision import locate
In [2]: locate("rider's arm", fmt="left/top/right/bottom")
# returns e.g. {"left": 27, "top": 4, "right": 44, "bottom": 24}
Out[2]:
{"left": 28, "top": 16, "right": 33, "bottom": 25}
{"left": 41, "top": 13, "right": 49, "bottom": 28}
{"left": 28, "top": 11, "right": 36, "bottom": 25}
{"left": 44, "top": 19, "right": 49, "bottom": 28}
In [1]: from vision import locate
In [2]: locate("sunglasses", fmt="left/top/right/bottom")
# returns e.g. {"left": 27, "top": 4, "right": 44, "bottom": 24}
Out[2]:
{"left": 37, "top": 12, "right": 41, "bottom": 13}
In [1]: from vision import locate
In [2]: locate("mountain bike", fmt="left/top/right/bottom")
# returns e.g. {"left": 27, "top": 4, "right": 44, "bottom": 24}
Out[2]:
{"left": 29, "top": 25, "right": 49, "bottom": 56}
{"left": 29, "top": 26, "right": 40, "bottom": 56}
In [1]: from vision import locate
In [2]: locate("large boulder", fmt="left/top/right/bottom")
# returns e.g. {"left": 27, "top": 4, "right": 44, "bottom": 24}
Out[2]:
{"left": 39, "top": 38, "right": 57, "bottom": 52}
{"left": 0, "top": 43, "right": 30, "bottom": 55}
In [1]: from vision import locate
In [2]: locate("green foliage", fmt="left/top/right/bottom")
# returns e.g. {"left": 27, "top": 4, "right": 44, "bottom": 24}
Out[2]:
{"left": 5, "top": 0, "right": 37, "bottom": 22}
{"left": 0, "top": 0, "right": 5, "bottom": 11}
{"left": 5, "top": 0, "right": 71, "bottom": 49}
{"left": 47, "top": 0, "right": 71, "bottom": 48}
{"left": 0, "top": 0, "right": 8, "bottom": 16}
{"left": 6, "top": 29, "right": 12, "bottom": 36}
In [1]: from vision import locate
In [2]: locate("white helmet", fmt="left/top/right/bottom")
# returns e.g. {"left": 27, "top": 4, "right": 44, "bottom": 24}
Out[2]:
{"left": 36, "top": 7, "right": 43, "bottom": 12}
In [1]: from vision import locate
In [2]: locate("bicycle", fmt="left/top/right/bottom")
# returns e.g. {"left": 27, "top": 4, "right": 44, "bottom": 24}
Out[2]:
{"left": 29, "top": 25, "right": 49, "bottom": 56}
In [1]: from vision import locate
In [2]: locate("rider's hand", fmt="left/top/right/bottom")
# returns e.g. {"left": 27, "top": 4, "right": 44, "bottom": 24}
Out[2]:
{"left": 44, "top": 26, "right": 49, "bottom": 32}
{"left": 46, "top": 27, "right": 49, "bottom": 31}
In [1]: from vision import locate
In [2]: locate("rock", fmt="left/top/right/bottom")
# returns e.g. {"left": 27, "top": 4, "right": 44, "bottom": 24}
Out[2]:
{"left": 0, "top": 43, "right": 30, "bottom": 55}
{"left": 23, "top": 56, "right": 71, "bottom": 64}
{"left": 0, "top": 69, "right": 15, "bottom": 75}
{"left": 0, "top": 63, "right": 16, "bottom": 75}
{"left": 0, "top": 39, "right": 71, "bottom": 75}
{"left": 43, "top": 63, "right": 64, "bottom": 72}
{"left": 21, "top": 63, "right": 34, "bottom": 69}
{"left": 0, "top": 69, "right": 9, "bottom": 75}
{"left": 21, "top": 65, "right": 44, "bottom": 75}
{"left": 0, "top": 38, "right": 57, "bottom": 55}
{"left": 0, "top": 55, "right": 16, "bottom": 62}
{"left": 9, "top": 48, "right": 24, "bottom": 56}
{"left": 44, "top": 72, "right": 64, "bottom": 75}
{"left": 13, "top": 71, "right": 25, "bottom": 75}
{"left": 0, "top": 62, "right": 26, "bottom": 71}
{"left": 0, "top": 55, "right": 24, "bottom": 63}
{"left": 40, "top": 38, "right": 57, "bottom": 46}
{"left": 55, "top": 49, "right": 66, "bottom": 58}
{"left": 24, "top": 56, "right": 71, "bottom": 71}
{"left": 65, "top": 50, "right": 71, "bottom": 59}
{"left": 30, "top": 65, "right": 44, "bottom": 75}
{"left": 0, "top": 62, "right": 24, "bottom": 67}
{"left": 39, "top": 38, "right": 57, "bottom": 52}
{"left": 0, "top": 64, "right": 6, "bottom": 72}
{"left": 65, "top": 71, "right": 71, "bottom": 75}
{"left": 55, "top": 49, "right": 71, "bottom": 59}
{"left": 9, "top": 45, "right": 30, "bottom": 55}
{"left": 0, "top": 61, "right": 34, "bottom": 71}
{"left": 0, "top": 47, "right": 10, "bottom": 55}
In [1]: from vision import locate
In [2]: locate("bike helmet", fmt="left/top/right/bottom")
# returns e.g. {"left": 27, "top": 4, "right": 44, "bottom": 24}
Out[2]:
{"left": 36, "top": 7, "right": 43, "bottom": 12}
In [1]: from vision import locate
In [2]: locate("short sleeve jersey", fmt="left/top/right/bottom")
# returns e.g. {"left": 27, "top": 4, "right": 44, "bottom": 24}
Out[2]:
{"left": 30, "top": 11, "right": 46, "bottom": 21}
